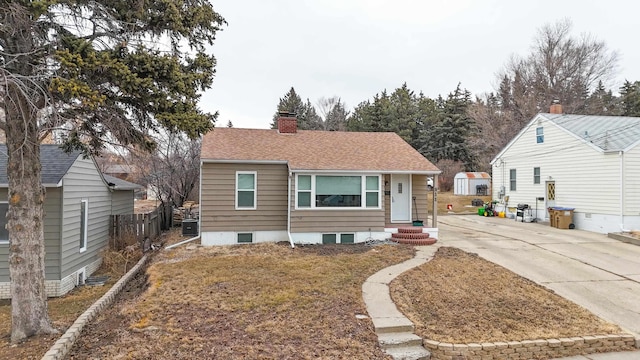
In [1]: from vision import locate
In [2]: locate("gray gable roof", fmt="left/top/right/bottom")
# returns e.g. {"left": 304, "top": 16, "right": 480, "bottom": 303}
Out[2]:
{"left": 102, "top": 174, "right": 143, "bottom": 190}
{"left": 0, "top": 144, "right": 82, "bottom": 186}
{"left": 541, "top": 113, "right": 640, "bottom": 152}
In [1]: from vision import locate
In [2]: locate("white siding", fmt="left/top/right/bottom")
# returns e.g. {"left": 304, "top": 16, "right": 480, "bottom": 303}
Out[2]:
{"left": 492, "top": 117, "right": 621, "bottom": 217}
{"left": 624, "top": 144, "right": 640, "bottom": 215}
{"left": 60, "top": 157, "right": 111, "bottom": 279}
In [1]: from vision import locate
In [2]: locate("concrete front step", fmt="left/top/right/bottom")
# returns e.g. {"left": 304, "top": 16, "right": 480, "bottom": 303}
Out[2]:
{"left": 384, "top": 345, "right": 431, "bottom": 360}
{"left": 378, "top": 332, "right": 424, "bottom": 348}
{"left": 373, "top": 316, "right": 415, "bottom": 334}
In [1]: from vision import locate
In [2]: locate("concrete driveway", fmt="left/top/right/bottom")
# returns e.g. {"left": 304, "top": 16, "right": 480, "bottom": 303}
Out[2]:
{"left": 437, "top": 215, "right": 640, "bottom": 341}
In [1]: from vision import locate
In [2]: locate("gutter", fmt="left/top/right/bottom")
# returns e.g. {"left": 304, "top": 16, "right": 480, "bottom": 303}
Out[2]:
{"left": 619, "top": 151, "right": 629, "bottom": 232}
{"left": 287, "top": 170, "right": 295, "bottom": 248}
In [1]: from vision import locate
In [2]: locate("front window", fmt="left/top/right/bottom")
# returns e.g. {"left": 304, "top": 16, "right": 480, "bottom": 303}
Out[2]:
{"left": 533, "top": 167, "right": 540, "bottom": 184}
{"left": 317, "top": 176, "right": 361, "bottom": 207}
{"left": 0, "top": 202, "right": 8, "bottom": 244}
{"left": 80, "top": 199, "right": 88, "bottom": 252}
{"left": 509, "top": 169, "right": 517, "bottom": 191}
{"left": 236, "top": 171, "right": 256, "bottom": 209}
{"left": 536, "top": 127, "right": 544, "bottom": 143}
{"left": 296, "top": 174, "right": 381, "bottom": 209}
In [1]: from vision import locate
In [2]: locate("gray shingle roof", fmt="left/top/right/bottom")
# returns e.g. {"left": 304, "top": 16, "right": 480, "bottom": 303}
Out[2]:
{"left": 542, "top": 113, "right": 640, "bottom": 151}
{"left": 102, "top": 174, "right": 143, "bottom": 190}
{"left": 0, "top": 144, "right": 81, "bottom": 186}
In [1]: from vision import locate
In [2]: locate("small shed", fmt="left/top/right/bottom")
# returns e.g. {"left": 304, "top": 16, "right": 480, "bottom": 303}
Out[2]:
{"left": 454, "top": 172, "right": 491, "bottom": 196}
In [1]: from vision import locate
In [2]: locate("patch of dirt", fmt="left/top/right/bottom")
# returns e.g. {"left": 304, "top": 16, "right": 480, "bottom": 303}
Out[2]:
{"left": 391, "top": 247, "right": 626, "bottom": 345}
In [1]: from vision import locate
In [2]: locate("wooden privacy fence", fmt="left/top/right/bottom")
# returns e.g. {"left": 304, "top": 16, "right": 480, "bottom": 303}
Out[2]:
{"left": 110, "top": 205, "right": 173, "bottom": 249}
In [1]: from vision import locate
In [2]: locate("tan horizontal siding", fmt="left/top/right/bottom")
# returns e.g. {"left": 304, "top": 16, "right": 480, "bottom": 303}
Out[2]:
{"left": 201, "top": 163, "right": 288, "bottom": 232}
{"left": 290, "top": 209, "right": 385, "bottom": 232}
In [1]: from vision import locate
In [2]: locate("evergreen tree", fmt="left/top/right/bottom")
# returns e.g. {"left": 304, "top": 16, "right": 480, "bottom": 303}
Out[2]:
{"left": 0, "top": 0, "right": 225, "bottom": 342}
{"left": 620, "top": 81, "right": 640, "bottom": 117}
{"left": 586, "top": 81, "right": 618, "bottom": 115}
{"left": 420, "top": 84, "right": 476, "bottom": 170}
{"left": 271, "top": 87, "right": 322, "bottom": 130}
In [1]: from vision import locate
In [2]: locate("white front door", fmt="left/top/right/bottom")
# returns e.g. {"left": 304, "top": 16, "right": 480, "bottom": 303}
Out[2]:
{"left": 545, "top": 181, "right": 556, "bottom": 218}
{"left": 391, "top": 174, "right": 411, "bottom": 222}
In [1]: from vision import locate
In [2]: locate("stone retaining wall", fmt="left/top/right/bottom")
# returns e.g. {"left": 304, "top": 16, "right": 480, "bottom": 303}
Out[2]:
{"left": 41, "top": 254, "right": 150, "bottom": 360}
{"left": 424, "top": 334, "right": 637, "bottom": 360}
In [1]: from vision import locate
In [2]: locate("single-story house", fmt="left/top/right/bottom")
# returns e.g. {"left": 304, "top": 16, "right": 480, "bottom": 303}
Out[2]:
{"left": 199, "top": 113, "right": 441, "bottom": 246}
{"left": 0, "top": 145, "right": 136, "bottom": 299}
{"left": 453, "top": 172, "right": 491, "bottom": 196}
{"left": 490, "top": 104, "right": 640, "bottom": 234}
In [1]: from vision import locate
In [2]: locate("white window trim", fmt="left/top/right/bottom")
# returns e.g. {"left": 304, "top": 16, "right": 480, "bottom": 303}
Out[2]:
{"left": 0, "top": 201, "right": 8, "bottom": 244}
{"left": 79, "top": 199, "right": 88, "bottom": 253}
{"left": 536, "top": 126, "right": 544, "bottom": 143}
{"left": 295, "top": 174, "right": 382, "bottom": 210}
{"left": 235, "top": 171, "right": 257, "bottom": 210}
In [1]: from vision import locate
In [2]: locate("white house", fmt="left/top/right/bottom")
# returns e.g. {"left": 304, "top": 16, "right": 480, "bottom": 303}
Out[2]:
{"left": 490, "top": 104, "right": 640, "bottom": 234}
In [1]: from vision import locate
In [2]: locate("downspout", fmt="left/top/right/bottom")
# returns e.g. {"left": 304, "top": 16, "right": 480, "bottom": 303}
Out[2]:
{"left": 287, "top": 170, "right": 295, "bottom": 248}
{"left": 432, "top": 175, "right": 438, "bottom": 228}
{"left": 619, "top": 151, "right": 629, "bottom": 232}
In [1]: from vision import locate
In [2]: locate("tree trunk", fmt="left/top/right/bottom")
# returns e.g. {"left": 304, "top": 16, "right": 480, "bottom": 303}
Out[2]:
{"left": 6, "top": 87, "right": 56, "bottom": 343}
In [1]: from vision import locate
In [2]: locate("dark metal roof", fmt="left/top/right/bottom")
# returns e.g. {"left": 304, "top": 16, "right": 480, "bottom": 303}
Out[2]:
{"left": 0, "top": 144, "right": 81, "bottom": 186}
{"left": 102, "top": 174, "right": 143, "bottom": 190}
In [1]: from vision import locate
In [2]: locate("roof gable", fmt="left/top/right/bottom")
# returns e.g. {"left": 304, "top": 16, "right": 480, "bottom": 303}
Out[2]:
{"left": 491, "top": 113, "right": 640, "bottom": 164}
{"left": 0, "top": 144, "right": 82, "bottom": 185}
{"left": 201, "top": 128, "right": 440, "bottom": 173}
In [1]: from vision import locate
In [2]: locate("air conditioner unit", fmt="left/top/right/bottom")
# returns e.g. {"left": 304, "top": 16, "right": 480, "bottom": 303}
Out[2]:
{"left": 182, "top": 219, "right": 199, "bottom": 236}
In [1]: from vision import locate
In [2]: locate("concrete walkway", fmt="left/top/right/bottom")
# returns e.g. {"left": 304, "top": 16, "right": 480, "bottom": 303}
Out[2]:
{"left": 363, "top": 215, "right": 640, "bottom": 359}
{"left": 363, "top": 245, "right": 439, "bottom": 360}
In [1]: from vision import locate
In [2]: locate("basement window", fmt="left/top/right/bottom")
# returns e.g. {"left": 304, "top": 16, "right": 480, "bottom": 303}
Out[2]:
{"left": 237, "top": 233, "right": 253, "bottom": 243}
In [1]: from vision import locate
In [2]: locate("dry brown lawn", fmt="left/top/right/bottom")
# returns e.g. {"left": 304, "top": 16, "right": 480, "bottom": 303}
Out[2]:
{"left": 1, "top": 224, "right": 628, "bottom": 359}
{"left": 391, "top": 247, "right": 624, "bottom": 344}
{"left": 0, "top": 228, "right": 189, "bottom": 360}
{"left": 67, "top": 243, "right": 415, "bottom": 359}
{"left": 431, "top": 192, "right": 491, "bottom": 215}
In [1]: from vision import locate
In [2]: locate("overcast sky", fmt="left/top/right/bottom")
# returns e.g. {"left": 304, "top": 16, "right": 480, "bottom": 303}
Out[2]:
{"left": 203, "top": 0, "right": 640, "bottom": 129}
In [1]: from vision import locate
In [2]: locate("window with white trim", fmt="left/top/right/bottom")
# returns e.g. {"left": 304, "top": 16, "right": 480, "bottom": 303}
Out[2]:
{"left": 236, "top": 171, "right": 257, "bottom": 210}
{"left": 0, "top": 202, "right": 8, "bottom": 244}
{"left": 296, "top": 174, "right": 381, "bottom": 209}
{"left": 509, "top": 169, "right": 517, "bottom": 191}
{"left": 533, "top": 167, "right": 540, "bottom": 184}
{"left": 79, "top": 199, "right": 88, "bottom": 252}
{"left": 536, "top": 127, "right": 544, "bottom": 143}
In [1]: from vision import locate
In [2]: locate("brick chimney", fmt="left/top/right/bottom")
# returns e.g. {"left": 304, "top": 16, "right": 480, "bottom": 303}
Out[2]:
{"left": 550, "top": 101, "right": 563, "bottom": 114}
{"left": 277, "top": 111, "right": 297, "bottom": 134}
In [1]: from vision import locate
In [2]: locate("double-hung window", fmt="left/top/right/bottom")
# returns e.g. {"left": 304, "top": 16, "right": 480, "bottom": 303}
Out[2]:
{"left": 533, "top": 167, "right": 540, "bottom": 184}
{"left": 509, "top": 169, "right": 517, "bottom": 191}
{"left": 236, "top": 171, "right": 257, "bottom": 210}
{"left": 296, "top": 174, "right": 380, "bottom": 209}
{"left": 536, "top": 127, "right": 544, "bottom": 143}
{"left": 0, "top": 202, "right": 8, "bottom": 244}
